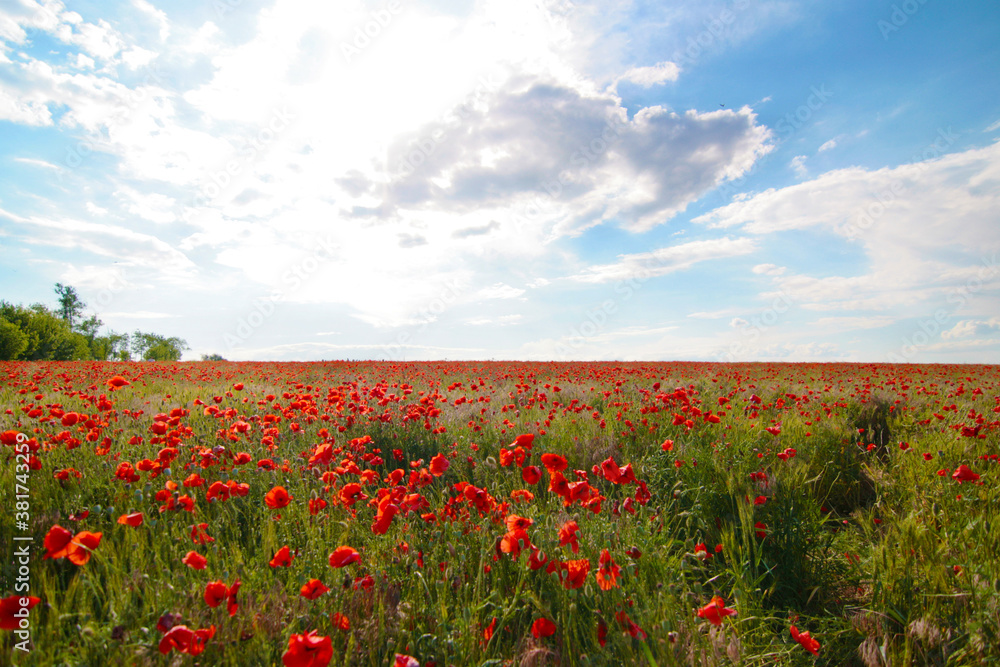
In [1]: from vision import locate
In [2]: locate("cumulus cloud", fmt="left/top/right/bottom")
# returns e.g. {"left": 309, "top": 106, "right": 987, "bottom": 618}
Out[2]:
{"left": 381, "top": 79, "right": 772, "bottom": 234}
{"left": 941, "top": 318, "right": 1000, "bottom": 339}
{"left": 694, "top": 142, "right": 1000, "bottom": 316}
{"left": 614, "top": 61, "right": 680, "bottom": 88}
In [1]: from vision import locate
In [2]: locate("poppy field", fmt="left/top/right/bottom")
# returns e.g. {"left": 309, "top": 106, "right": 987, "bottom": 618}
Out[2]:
{"left": 1, "top": 360, "right": 999, "bottom": 666}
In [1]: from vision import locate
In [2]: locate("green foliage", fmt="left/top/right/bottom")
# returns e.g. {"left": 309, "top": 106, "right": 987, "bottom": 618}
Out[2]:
{"left": 1, "top": 285, "right": 187, "bottom": 361}
{"left": 91, "top": 331, "right": 132, "bottom": 361}
{"left": 0, "top": 318, "right": 27, "bottom": 360}
{"left": 0, "top": 301, "right": 92, "bottom": 360}
{"left": 54, "top": 283, "right": 85, "bottom": 328}
{"left": 131, "top": 331, "right": 189, "bottom": 361}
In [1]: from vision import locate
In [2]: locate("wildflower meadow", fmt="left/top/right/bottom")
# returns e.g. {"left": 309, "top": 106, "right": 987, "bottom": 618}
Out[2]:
{"left": 1, "top": 360, "right": 998, "bottom": 666}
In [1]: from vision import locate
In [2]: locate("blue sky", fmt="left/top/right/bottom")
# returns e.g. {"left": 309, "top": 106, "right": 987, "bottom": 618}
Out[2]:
{"left": 1, "top": 0, "right": 999, "bottom": 363}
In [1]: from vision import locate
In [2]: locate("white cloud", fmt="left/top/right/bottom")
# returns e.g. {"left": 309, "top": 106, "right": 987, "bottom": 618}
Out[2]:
{"left": 102, "top": 310, "right": 172, "bottom": 319}
{"left": 569, "top": 237, "right": 756, "bottom": 283}
{"left": 818, "top": 138, "right": 838, "bottom": 152}
{"left": 475, "top": 283, "right": 526, "bottom": 300}
{"left": 118, "top": 187, "right": 176, "bottom": 224}
{"left": 694, "top": 142, "right": 1000, "bottom": 316}
{"left": 752, "top": 263, "right": 785, "bottom": 276}
{"left": 687, "top": 308, "right": 739, "bottom": 319}
{"left": 789, "top": 154, "right": 807, "bottom": 177}
{"left": 466, "top": 314, "right": 523, "bottom": 326}
{"left": 132, "top": 0, "right": 170, "bottom": 42}
{"left": 941, "top": 318, "right": 1000, "bottom": 339}
{"left": 13, "top": 156, "right": 60, "bottom": 170}
{"left": 812, "top": 316, "right": 895, "bottom": 331}
{"left": 615, "top": 61, "right": 680, "bottom": 88}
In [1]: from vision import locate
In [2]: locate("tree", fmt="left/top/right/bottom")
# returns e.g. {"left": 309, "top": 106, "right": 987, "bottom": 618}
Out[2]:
{"left": 0, "top": 301, "right": 91, "bottom": 360}
{"left": 54, "top": 283, "right": 86, "bottom": 329}
{"left": 91, "top": 331, "right": 131, "bottom": 361}
{"left": 0, "top": 318, "right": 27, "bottom": 360}
{"left": 201, "top": 353, "right": 226, "bottom": 361}
{"left": 132, "top": 330, "right": 188, "bottom": 361}
{"left": 76, "top": 314, "right": 103, "bottom": 341}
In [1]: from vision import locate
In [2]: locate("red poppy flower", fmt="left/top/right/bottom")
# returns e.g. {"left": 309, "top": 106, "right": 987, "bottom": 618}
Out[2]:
{"left": 597, "top": 619, "right": 608, "bottom": 646}
{"left": 429, "top": 453, "right": 450, "bottom": 476}
{"left": 204, "top": 581, "right": 228, "bottom": 608}
{"left": 329, "top": 546, "right": 360, "bottom": 568}
{"left": 521, "top": 465, "right": 541, "bottom": 485}
{"left": 540, "top": 453, "right": 568, "bottom": 473}
{"left": 0, "top": 595, "right": 40, "bottom": 629}
{"left": 371, "top": 495, "right": 398, "bottom": 535}
{"left": 331, "top": 612, "right": 350, "bottom": 631}
{"left": 190, "top": 523, "right": 214, "bottom": 545}
{"left": 595, "top": 549, "right": 620, "bottom": 591}
{"left": 562, "top": 559, "right": 590, "bottom": 589}
{"left": 527, "top": 548, "right": 548, "bottom": 570}
{"left": 283, "top": 629, "right": 333, "bottom": 667}
{"left": 43, "top": 525, "right": 74, "bottom": 560}
{"left": 482, "top": 616, "right": 497, "bottom": 641}
{"left": 227, "top": 579, "right": 241, "bottom": 617}
{"left": 531, "top": 617, "right": 557, "bottom": 638}
{"left": 548, "top": 470, "right": 570, "bottom": 497}
{"left": 182, "top": 551, "right": 207, "bottom": 570}
{"left": 558, "top": 520, "right": 580, "bottom": 554}
{"left": 339, "top": 483, "right": 366, "bottom": 507}
{"left": 159, "top": 624, "right": 215, "bottom": 656}
{"left": 117, "top": 512, "right": 144, "bottom": 527}
{"left": 107, "top": 376, "right": 130, "bottom": 390}
{"left": 952, "top": 465, "right": 980, "bottom": 483}
{"left": 512, "top": 433, "right": 535, "bottom": 449}
{"left": 265, "top": 485, "right": 292, "bottom": 509}
{"left": 309, "top": 497, "right": 327, "bottom": 515}
{"left": 206, "top": 481, "right": 230, "bottom": 502}
{"left": 790, "top": 625, "right": 820, "bottom": 655}
{"left": 697, "top": 596, "right": 737, "bottom": 626}
{"left": 270, "top": 545, "right": 295, "bottom": 568}
{"left": 66, "top": 531, "right": 102, "bottom": 565}
{"left": 300, "top": 579, "right": 330, "bottom": 600}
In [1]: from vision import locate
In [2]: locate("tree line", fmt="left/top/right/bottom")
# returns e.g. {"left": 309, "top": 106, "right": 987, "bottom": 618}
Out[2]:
{"left": 0, "top": 284, "right": 190, "bottom": 361}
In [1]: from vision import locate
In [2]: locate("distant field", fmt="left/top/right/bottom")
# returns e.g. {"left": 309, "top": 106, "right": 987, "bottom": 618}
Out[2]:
{"left": 1, "top": 360, "right": 998, "bottom": 666}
